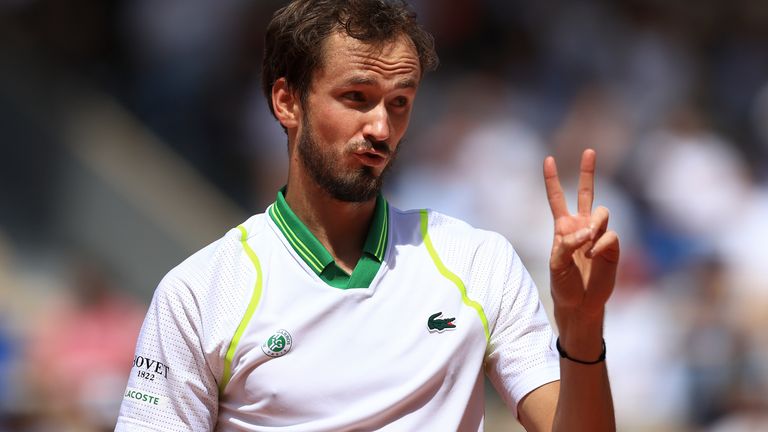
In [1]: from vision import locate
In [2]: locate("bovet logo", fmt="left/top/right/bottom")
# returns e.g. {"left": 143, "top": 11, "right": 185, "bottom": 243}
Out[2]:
{"left": 133, "top": 355, "right": 170, "bottom": 379}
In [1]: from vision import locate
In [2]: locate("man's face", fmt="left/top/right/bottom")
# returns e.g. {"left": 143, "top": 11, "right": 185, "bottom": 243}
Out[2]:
{"left": 295, "top": 31, "right": 421, "bottom": 202}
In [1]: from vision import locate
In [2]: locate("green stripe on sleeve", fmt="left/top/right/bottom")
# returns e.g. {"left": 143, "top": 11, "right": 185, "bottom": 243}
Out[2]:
{"left": 419, "top": 210, "right": 490, "bottom": 344}
{"left": 220, "top": 225, "right": 265, "bottom": 392}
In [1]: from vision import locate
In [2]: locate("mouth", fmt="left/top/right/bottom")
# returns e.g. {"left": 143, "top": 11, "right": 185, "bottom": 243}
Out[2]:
{"left": 353, "top": 150, "right": 388, "bottom": 168}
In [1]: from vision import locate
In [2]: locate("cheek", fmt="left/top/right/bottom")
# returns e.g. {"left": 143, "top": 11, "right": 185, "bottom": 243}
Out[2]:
{"left": 397, "top": 112, "right": 412, "bottom": 132}
{"left": 311, "top": 105, "right": 363, "bottom": 146}
{"left": 391, "top": 112, "right": 411, "bottom": 141}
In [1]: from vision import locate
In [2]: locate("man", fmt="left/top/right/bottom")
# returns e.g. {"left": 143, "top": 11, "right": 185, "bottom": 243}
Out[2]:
{"left": 116, "top": 0, "right": 619, "bottom": 430}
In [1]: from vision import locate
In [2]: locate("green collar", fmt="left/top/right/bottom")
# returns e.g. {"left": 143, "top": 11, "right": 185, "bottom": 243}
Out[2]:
{"left": 268, "top": 188, "right": 388, "bottom": 289}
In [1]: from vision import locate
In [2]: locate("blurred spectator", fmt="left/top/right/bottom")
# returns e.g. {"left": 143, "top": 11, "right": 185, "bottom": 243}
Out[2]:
{"left": 682, "top": 259, "right": 744, "bottom": 428}
{"left": 628, "top": 106, "right": 750, "bottom": 272}
{"left": 550, "top": 85, "right": 640, "bottom": 253}
{"left": 25, "top": 258, "right": 144, "bottom": 431}
{"left": 0, "top": 234, "right": 21, "bottom": 416}
{"left": 605, "top": 251, "right": 688, "bottom": 430}
{"left": 617, "top": 2, "right": 696, "bottom": 132}
{"left": 0, "top": 318, "right": 14, "bottom": 414}
{"left": 752, "top": 80, "right": 768, "bottom": 176}
{"left": 707, "top": 412, "right": 768, "bottom": 432}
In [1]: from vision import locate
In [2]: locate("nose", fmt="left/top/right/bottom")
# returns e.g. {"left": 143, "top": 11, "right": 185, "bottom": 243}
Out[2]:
{"left": 362, "top": 102, "right": 391, "bottom": 144}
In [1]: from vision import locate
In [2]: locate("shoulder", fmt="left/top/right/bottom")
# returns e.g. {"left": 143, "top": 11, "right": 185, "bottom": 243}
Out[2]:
{"left": 390, "top": 204, "right": 528, "bottom": 297}
{"left": 156, "top": 213, "right": 271, "bottom": 302}
{"left": 390, "top": 205, "right": 513, "bottom": 260}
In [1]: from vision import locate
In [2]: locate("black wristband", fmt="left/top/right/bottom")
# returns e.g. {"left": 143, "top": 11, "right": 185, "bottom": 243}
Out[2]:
{"left": 556, "top": 337, "right": 606, "bottom": 365}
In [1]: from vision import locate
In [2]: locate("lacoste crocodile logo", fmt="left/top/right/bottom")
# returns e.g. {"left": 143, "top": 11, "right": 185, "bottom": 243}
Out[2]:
{"left": 428, "top": 312, "right": 456, "bottom": 332}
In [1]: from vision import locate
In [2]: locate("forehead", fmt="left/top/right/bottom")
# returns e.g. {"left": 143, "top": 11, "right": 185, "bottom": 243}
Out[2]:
{"left": 316, "top": 31, "right": 421, "bottom": 86}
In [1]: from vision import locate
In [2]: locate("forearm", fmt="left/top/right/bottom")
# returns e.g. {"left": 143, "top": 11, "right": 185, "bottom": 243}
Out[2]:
{"left": 552, "top": 307, "right": 615, "bottom": 432}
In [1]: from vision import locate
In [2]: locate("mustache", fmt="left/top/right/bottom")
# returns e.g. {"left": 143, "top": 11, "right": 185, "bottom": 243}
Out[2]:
{"left": 350, "top": 139, "right": 391, "bottom": 156}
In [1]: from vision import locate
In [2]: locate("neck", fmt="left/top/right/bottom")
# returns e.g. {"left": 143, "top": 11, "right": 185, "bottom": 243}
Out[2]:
{"left": 284, "top": 173, "right": 376, "bottom": 274}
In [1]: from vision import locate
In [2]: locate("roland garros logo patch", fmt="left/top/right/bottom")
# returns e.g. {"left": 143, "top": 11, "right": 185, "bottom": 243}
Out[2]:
{"left": 262, "top": 329, "right": 293, "bottom": 357}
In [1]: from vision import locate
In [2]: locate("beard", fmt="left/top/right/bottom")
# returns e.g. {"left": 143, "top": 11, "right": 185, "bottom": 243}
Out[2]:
{"left": 296, "top": 112, "right": 399, "bottom": 202}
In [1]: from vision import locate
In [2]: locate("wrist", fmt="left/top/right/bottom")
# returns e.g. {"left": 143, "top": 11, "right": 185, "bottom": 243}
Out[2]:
{"left": 556, "top": 337, "right": 606, "bottom": 364}
{"left": 555, "top": 306, "right": 605, "bottom": 360}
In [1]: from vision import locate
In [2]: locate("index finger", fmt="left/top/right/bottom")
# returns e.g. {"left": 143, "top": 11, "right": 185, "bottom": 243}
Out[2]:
{"left": 543, "top": 156, "right": 569, "bottom": 219}
{"left": 577, "top": 149, "right": 596, "bottom": 216}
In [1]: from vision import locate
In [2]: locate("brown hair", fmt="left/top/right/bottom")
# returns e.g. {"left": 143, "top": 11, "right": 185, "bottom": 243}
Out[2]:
{"left": 262, "top": 0, "right": 438, "bottom": 117}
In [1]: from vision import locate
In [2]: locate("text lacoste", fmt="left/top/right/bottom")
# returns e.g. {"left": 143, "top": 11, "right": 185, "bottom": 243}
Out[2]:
{"left": 124, "top": 387, "right": 165, "bottom": 407}
{"left": 133, "top": 355, "right": 170, "bottom": 382}
{"left": 428, "top": 312, "right": 456, "bottom": 332}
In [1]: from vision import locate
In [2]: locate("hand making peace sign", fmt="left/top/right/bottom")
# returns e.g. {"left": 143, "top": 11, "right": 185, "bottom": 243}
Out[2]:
{"left": 544, "top": 149, "right": 620, "bottom": 334}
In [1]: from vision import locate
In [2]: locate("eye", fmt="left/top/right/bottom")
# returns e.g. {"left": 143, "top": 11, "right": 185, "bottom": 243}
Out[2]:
{"left": 343, "top": 91, "right": 366, "bottom": 102}
{"left": 391, "top": 96, "right": 409, "bottom": 108}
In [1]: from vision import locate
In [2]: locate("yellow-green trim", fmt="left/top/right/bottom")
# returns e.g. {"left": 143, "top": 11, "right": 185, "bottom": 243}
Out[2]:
{"left": 419, "top": 210, "right": 490, "bottom": 343}
{"left": 220, "top": 225, "right": 264, "bottom": 392}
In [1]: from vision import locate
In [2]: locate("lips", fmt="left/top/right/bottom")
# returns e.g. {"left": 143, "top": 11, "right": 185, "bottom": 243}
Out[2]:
{"left": 353, "top": 151, "right": 388, "bottom": 168}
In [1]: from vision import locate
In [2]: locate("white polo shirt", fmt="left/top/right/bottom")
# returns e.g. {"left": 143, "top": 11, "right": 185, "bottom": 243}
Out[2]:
{"left": 115, "top": 192, "right": 559, "bottom": 431}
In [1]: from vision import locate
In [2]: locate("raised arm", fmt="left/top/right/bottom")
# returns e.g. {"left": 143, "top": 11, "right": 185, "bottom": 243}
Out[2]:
{"left": 518, "top": 149, "right": 618, "bottom": 432}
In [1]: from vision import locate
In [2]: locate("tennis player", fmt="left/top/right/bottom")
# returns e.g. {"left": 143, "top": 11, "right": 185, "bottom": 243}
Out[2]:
{"left": 116, "top": 0, "right": 618, "bottom": 430}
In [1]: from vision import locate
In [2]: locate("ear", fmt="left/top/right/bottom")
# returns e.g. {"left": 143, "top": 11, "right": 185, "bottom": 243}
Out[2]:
{"left": 272, "top": 77, "right": 301, "bottom": 130}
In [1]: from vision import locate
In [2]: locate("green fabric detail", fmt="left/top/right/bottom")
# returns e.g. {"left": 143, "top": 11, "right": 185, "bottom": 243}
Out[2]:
{"left": 419, "top": 210, "right": 490, "bottom": 344}
{"left": 363, "top": 194, "right": 389, "bottom": 261}
{"left": 270, "top": 204, "right": 325, "bottom": 273}
{"left": 220, "top": 225, "right": 264, "bottom": 392}
{"left": 269, "top": 189, "right": 388, "bottom": 289}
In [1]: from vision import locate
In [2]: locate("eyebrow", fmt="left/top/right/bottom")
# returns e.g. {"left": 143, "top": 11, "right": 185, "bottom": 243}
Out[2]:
{"left": 395, "top": 78, "right": 418, "bottom": 89}
{"left": 341, "top": 76, "right": 418, "bottom": 90}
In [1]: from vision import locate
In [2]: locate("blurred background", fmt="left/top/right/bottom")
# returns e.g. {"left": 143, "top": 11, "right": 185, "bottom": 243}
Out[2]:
{"left": 1, "top": 0, "right": 767, "bottom": 431}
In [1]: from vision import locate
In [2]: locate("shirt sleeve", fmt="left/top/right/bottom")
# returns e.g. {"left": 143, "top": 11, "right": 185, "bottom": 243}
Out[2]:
{"left": 484, "top": 242, "right": 560, "bottom": 419}
{"left": 115, "top": 274, "right": 219, "bottom": 431}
